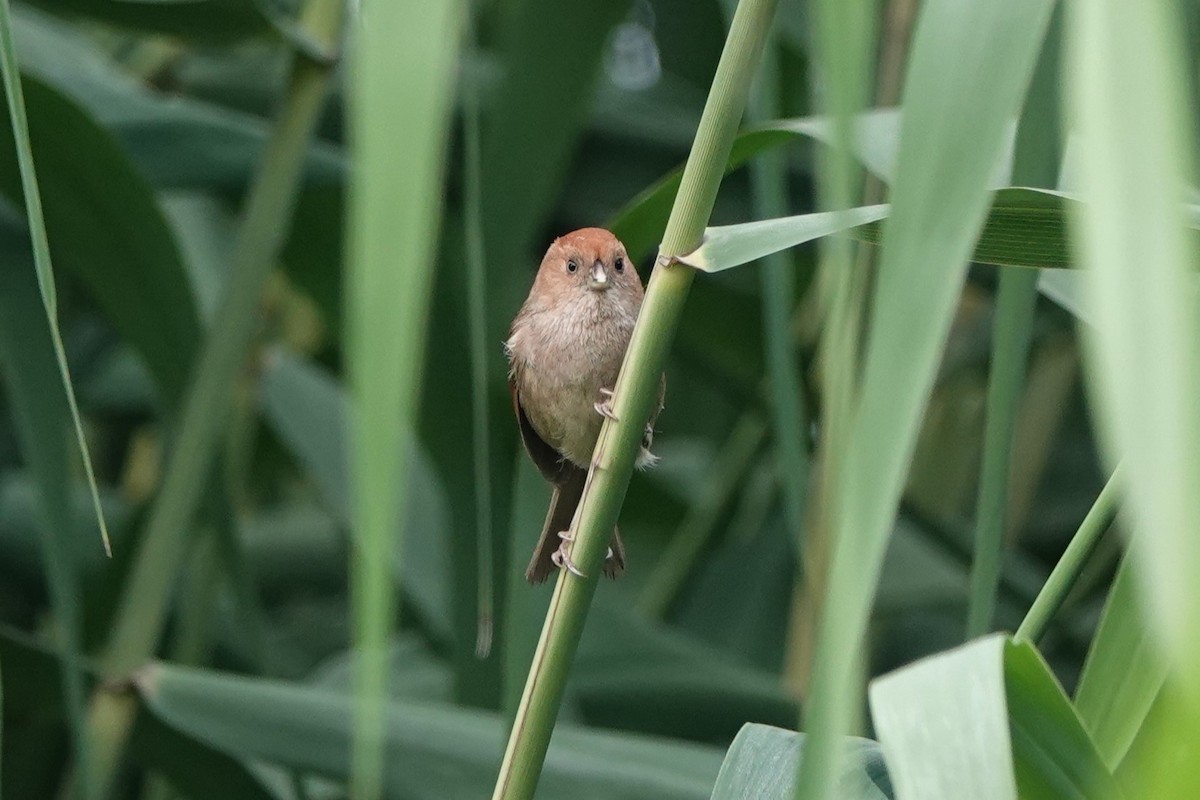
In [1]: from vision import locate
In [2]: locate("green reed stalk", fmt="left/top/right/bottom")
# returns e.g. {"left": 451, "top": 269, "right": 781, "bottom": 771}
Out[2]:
{"left": 490, "top": 1, "right": 780, "bottom": 797}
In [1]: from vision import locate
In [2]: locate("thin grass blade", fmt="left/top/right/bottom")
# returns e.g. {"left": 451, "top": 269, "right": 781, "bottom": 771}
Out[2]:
{"left": 1016, "top": 469, "right": 1120, "bottom": 646}
{"left": 0, "top": 0, "right": 108, "bottom": 557}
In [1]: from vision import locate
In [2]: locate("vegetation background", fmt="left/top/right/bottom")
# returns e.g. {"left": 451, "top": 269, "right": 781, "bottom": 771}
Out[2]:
{"left": 0, "top": 0, "right": 1189, "bottom": 798}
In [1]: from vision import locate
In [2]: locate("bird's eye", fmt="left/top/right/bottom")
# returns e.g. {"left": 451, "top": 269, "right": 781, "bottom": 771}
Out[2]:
{"left": 567, "top": 260, "right": 578, "bottom": 273}
{"left": 614, "top": 257, "right": 625, "bottom": 272}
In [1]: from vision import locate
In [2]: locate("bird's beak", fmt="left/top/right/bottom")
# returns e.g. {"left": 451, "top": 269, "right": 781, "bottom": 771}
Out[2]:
{"left": 588, "top": 260, "right": 609, "bottom": 291}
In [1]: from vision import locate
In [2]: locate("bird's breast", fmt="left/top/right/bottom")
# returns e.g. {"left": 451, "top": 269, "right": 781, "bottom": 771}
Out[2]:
{"left": 508, "top": 295, "right": 637, "bottom": 467}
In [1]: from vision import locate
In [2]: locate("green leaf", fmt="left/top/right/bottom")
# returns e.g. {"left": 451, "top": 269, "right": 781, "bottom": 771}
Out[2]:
{"left": 871, "top": 636, "right": 1017, "bottom": 799}
{"left": 136, "top": 662, "right": 724, "bottom": 800}
{"left": 678, "top": 188, "right": 1091, "bottom": 274}
{"left": 1073, "top": 554, "right": 1167, "bottom": 770}
{"left": 797, "top": 0, "right": 1056, "bottom": 794}
{"left": 308, "top": 635, "right": 453, "bottom": 705}
{"left": 677, "top": 205, "right": 889, "bottom": 272}
{"left": 869, "top": 635, "right": 1120, "bottom": 800}
{"left": 0, "top": 0, "right": 111, "bottom": 568}
{"left": 709, "top": 724, "right": 891, "bottom": 800}
{"left": 1005, "top": 642, "right": 1119, "bottom": 799}
{"left": 609, "top": 109, "right": 903, "bottom": 261}
{"left": 346, "top": 0, "right": 461, "bottom": 793}
{"left": 1069, "top": 0, "right": 1200, "bottom": 785}
{"left": 0, "top": 74, "right": 201, "bottom": 405}
{"left": 258, "top": 350, "right": 452, "bottom": 641}
{"left": 0, "top": 626, "right": 276, "bottom": 800}
{"left": 0, "top": 62, "right": 95, "bottom": 800}
{"left": 1069, "top": 0, "right": 1200, "bottom": 691}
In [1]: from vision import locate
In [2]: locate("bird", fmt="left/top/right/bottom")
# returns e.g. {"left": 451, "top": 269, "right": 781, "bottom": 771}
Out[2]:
{"left": 506, "top": 228, "right": 664, "bottom": 583}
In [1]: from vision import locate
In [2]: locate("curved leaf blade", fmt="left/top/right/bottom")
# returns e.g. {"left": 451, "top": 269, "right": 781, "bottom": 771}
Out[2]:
{"left": 869, "top": 635, "right": 1120, "bottom": 800}
{"left": 678, "top": 205, "right": 889, "bottom": 272}
{"left": 136, "top": 663, "right": 723, "bottom": 800}
{"left": 709, "top": 724, "right": 891, "bottom": 800}
{"left": 680, "top": 188, "right": 1102, "bottom": 274}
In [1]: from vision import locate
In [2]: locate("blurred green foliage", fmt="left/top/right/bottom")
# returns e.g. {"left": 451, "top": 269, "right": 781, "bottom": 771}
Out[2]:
{"left": 0, "top": 0, "right": 1146, "bottom": 798}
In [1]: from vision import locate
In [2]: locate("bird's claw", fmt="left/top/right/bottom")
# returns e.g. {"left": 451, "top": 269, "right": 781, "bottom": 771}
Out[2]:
{"left": 551, "top": 541, "right": 586, "bottom": 578}
{"left": 557, "top": 530, "right": 575, "bottom": 542}
{"left": 594, "top": 388, "right": 618, "bottom": 422}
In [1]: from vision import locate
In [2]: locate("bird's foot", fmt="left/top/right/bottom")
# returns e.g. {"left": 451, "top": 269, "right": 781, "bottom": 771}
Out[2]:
{"left": 551, "top": 533, "right": 585, "bottom": 578}
{"left": 594, "top": 387, "right": 618, "bottom": 421}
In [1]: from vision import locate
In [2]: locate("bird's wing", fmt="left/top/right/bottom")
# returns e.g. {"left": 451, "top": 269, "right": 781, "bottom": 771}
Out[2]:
{"left": 509, "top": 376, "right": 569, "bottom": 484}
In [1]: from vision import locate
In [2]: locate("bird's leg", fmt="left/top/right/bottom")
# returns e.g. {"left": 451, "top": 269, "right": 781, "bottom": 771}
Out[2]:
{"left": 594, "top": 386, "right": 618, "bottom": 421}
{"left": 551, "top": 531, "right": 585, "bottom": 577}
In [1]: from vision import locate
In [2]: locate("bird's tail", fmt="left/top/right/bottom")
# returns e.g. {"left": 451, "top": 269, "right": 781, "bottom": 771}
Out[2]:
{"left": 525, "top": 467, "right": 626, "bottom": 584}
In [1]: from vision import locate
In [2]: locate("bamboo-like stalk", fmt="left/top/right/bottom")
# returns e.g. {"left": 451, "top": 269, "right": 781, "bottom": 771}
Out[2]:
{"left": 1016, "top": 469, "right": 1121, "bottom": 643}
{"left": 966, "top": 269, "right": 1037, "bottom": 636}
{"left": 80, "top": 2, "right": 344, "bottom": 794}
{"left": 749, "top": 13, "right": 810, "bottom": 584}
{"left": 966, "top": 11, "right": 1060, "bottom": 637}
{"left": 490, "top": 0, "right": 780, "bottom": 796}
